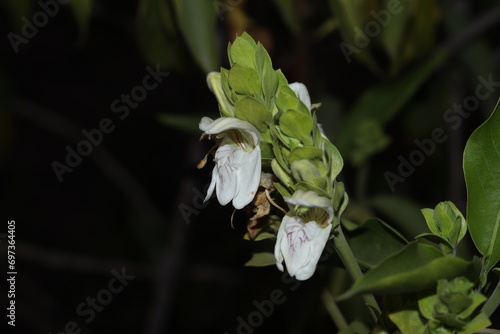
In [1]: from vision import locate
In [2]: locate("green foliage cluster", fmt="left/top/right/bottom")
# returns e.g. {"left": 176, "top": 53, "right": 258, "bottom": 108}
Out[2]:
{"left": 207, "top": 33, "right": 348, "bottom": 226}
{"left": 205, "top": 33, "right": 500, "bottom": 334}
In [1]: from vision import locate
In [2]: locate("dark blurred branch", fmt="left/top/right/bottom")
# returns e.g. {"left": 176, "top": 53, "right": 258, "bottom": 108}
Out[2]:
{"left": 9, "top": 242, "right": 155, "bottom": 277}
{"left": 16, "top": 100, "right": 165, "bottom": 230}
{"left": 439, "top": 2, "right": 500, "bottom": 55}
{"left": 13, "top": 99, "right": 188, "bottom": 333}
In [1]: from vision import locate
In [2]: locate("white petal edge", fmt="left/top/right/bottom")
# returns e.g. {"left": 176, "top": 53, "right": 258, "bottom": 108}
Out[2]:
{"left": 232, "top": 147, "right": 262, "bottom": 209}
{"left": 284, "top": 190, "right": 334, "bottom": 224}
{"left": 289, "top": 82, "right": 311, "bottom": 111}
{"left": 199, "top": 116, "right": 260, "bottom": 146}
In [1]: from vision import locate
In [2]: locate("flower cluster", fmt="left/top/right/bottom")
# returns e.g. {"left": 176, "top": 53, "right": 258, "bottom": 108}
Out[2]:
{"left": 199, "top": 33, "right": 347, "bottom": 280}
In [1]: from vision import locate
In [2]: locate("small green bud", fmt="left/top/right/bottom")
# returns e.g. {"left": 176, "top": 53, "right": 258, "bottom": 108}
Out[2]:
{"left": 421, "top": 201, "right": 467, "bottom": 250}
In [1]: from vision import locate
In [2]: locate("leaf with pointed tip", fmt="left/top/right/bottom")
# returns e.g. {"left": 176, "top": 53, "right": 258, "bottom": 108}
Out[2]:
{"left": 229, "top": 33, "right": 256, "bottom": 69}
{"left": 339, "top": 243, "right": 475, "bottom": 299}
{"left": 172, "top": 0, "right": 218, "bottom": 72}
{"left": 389, "top": 306, "right": 426, "bottom": 334}
{"left": 464, "top": 98, "right": 500, "bottom": 272}
{"left": 346, "top": 218, "right": 407, "bottom": 269}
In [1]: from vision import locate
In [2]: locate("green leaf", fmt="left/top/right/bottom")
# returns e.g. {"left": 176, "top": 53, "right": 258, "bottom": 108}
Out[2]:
{"left": 389, "top": 307, "right": 427, "bottom": 334}
{"left": 290, "top": 160, "right": 321, "bottom": 183}
{"left": 254, "top": 42, "right": 272, "bottom": 73}
{"left": 323, "top": 137, "right": 344, "bottom": 182}
{"left": 336, "top": 51, "right": 447, "bottom": 155}
{"left": 422, "top": 208, "right": 440, "bottom": 235}
{"left": 288, "top": 147, "right": 323, "bottom": 162}
{"left": 463, "top": 98, "right": 500, "bottom": 272}
{"left": 234, "top": 96, "right": 272, "bottom": 132}
{"left": 279, "top": 110, "right": 313, "bottom": 142}
{"left": 339, "top": 243, "right": 474, "bottom": 299}
{"left": 345, "top": 218, "right": 407, "bottom": 269}
{"left": 271, "top": 159, "right": 294, "bottom": 188}
{"left": 172, "top": 0, "right": 218, "bottom": 72}
{"left": 458, "top": 312, "right": 491, "bottom": 334}
{"left": 459, "top": 291, "right": 487, "bottom": 319}
{"left": 418, "top": 294, "right": 440, "bottom": 321}
{"left": 137, "top": 0, "right": 184, "bottom": 70}
{"left": 274, "top": 182, "right": 293, "bottom": 198}
{"left": 275, "top": 85, "right": 302, "bottom": 113}
{"left": 378, "top": 0, "right": 412, "bottom": 67}
{"left": 261, "top": 67, "right": 279, "bottom": 105}
{"left": 228, "top": 64, "right": 261, "bottom": 96}
{"left": 229, "top": 33, "right": 256, "bottom": 68}
{"left": 244, "top": 252, "right": 276, "bottom": 267}
{"left": 414, "top": 233, "right": 453, "bottom": 255}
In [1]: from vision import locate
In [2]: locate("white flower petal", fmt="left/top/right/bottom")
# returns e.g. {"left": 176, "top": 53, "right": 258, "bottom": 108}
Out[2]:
{"left": 294, "top": 223, "right": 331, "bottom": 280}
{"left": 199, "top": 116, "right": 262, "bottom": 209}
{"left": 284, "top": 190, "right": 334, "bottom": 224}
{"left": 275, "top": 220, "right": 286, "bottom": 272}
{"left": 274, "top": 213, "right": 333, "bottom": 280}
{"left": 289, "top": 82, "right": 311, "bottom": 111}
{"left": 204, "top": 166, "right": 218, "bottom": 203}
{"left": 199, "top": 116, "right": 214, "bottom": 131}
{"left": 213, "top": 145, "right": 239, "bottom": 206}
{"left": 199, "top": 116, "right": 260, "bottom": 146}
{"left": 232, "top": 147, "right": 262, "bottom": 209}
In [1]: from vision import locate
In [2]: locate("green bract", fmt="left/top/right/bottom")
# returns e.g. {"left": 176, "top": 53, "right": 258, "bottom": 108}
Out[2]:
{"left": 418, "top": 277, "right": 490, "bottom": 334}
{"left": 205, "top": 32, "right": 346, "bottom": 223}
{"left": 418, "top": 201, "right": 468, "bottom": 254}
{"left": 390, "top": 277, "right": 490, "bottom": 334}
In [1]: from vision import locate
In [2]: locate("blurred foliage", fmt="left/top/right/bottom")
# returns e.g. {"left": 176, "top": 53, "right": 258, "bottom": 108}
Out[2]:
{"left": 1, "top": 0, "right": 500, "bottom": 333}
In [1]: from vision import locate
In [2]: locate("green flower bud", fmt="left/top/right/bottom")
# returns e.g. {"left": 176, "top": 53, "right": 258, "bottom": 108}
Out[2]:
{"left": 421, "top": 201, "right": 467, "bottom": 251}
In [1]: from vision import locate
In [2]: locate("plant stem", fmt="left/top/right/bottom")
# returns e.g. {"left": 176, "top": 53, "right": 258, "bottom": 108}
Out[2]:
{"left": 482, "top": 280, "right": 500, "bottom": 317}
{"left": 322, "top": 288, "right": 348, "bottom": 331}
{"left": 333, "top": 226, "right": 381, "bottom": 322}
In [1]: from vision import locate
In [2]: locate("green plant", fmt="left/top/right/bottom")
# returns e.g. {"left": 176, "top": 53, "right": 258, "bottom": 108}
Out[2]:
{"left": 198, "top": 32, "right": 500, "bottom": 333}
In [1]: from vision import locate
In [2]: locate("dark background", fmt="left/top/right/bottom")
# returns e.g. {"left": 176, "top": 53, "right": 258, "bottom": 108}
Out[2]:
{"left": 1, "top": 0, "right": 500, "bottom": 333}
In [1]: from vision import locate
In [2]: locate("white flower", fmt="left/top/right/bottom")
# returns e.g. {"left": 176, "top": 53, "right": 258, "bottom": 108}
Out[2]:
{"left": 199, "top": 117, "right": 262, "bottom": 210}
{"left": 274, "top": 190, "right": 334, "bottom": 280}
{"left": 289, "top": 82, "right": 311, "bottom": 111}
